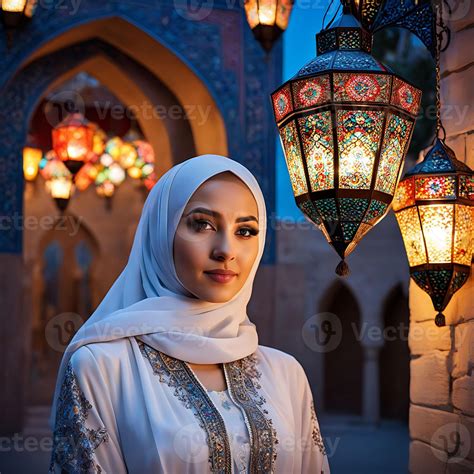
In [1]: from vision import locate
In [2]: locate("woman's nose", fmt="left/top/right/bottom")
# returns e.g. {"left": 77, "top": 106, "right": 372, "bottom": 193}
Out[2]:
{"left": 211, "top": 231, "right": 235, "bottom": 261}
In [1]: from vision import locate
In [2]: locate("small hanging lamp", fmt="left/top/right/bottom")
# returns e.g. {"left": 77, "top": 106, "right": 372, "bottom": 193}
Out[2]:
{"left": 1, "top": 0, "right": 36, "bottom": 47}
{"left": 23, "top": 146, "right": 42, "bottom": 181}
{"left": 244, "top": 0, "right": 294, "bottom": 52}
{"left": 393, "top": 0, "right": 473, "bottom": 327}
{"left": 52, "top": 113, "right": 93, "bottom": 177}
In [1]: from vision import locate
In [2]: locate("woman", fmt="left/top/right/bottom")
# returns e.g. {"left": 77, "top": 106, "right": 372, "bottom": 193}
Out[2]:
{"left": 48, "top": 154, "right": 330, "bottom": 473}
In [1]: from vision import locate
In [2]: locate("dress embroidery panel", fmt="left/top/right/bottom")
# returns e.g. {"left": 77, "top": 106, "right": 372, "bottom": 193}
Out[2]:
{"left": 136, "top": 338, "right": 279, "bottom": 474}
{"left": 49, "top": 361, "right": 109, "bottom": 473}
{"left": 208, "top": 389, "right": 251, "bottom": 473}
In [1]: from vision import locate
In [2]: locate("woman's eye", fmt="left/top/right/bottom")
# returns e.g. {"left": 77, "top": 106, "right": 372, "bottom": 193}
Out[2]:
{"left": 191, "top": 219, "right": 213, "bottom": 231}
{"left": 237, "top": 227, "right": 259, "bottom": 238}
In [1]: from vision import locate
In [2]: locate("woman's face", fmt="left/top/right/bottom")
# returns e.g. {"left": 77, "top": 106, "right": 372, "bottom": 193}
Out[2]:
{"left": 173, "top": 171, "right": 260, "bottom": 303}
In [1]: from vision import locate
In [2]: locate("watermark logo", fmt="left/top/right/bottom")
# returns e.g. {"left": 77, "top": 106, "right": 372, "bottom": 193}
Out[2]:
{"left": 302, "top": 312, "right": 342, "bottom": 353}
{"left": 174, "top": 0, "right": 215, "bottom": 21}
{"left": 432, "top": 422, "right": 470, "bottom": 463}
{"left": 45, "top": 312, "right": 84, "bottom": 352}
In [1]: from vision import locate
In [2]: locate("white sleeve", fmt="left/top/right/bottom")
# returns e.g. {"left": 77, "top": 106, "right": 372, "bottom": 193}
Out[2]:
{"left": 49, "top": 346, "right": 128, "bottom": 474}
{"left": 295, "top": 360, "right": 331, "bottom": 474}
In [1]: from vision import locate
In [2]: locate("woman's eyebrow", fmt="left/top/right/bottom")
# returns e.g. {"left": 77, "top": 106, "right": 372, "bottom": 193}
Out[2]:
{"left": 185, "top": 207, "right": 258, "bottom": 223}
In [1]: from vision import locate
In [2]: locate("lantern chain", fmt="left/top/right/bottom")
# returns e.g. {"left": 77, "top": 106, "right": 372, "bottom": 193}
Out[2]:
{"left": 434, "top": 0, "right": 451, "bottom": 142}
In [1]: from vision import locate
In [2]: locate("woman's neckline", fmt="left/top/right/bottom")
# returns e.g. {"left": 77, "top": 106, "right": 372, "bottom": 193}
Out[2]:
{"left": 207, "top": 388, "right": 229, "bottom": 394}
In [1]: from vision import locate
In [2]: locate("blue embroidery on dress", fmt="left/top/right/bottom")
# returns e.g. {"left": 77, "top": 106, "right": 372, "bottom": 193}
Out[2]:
{"left": 49, "top": 361, "right": 109, "bottom": 473}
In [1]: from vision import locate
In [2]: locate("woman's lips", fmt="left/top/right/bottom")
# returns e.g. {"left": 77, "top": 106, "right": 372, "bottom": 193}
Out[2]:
{"left": 204, "top": 272, "right": 237, "bottom": 284}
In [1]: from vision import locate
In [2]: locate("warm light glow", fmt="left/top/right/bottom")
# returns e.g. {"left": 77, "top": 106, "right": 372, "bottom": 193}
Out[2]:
{"left": 106, "top": 137, "right": 123, "bottom": 160}
{"left": 109, "top": 163, "right": 126, "bottom": 185}
{"left": 23, "top": 147, "right": 42, "bottom": 181}
{"left": 119, "top": 143, "right": 137, "bottom": 169}
{"left": 74, "top": 164, "right": 94, "bottom": 191}
{"left": 96, "top": 181, "right": 115, "bottom": 197}
{"left": 2, "top": 0, "right": 27, "bottom": 12}
{"left": 258, "top": 0, "right": 277, "bottom": 25}
{"left": 395, "top": 207, "right": 427, "bottom": 266}
{"left": 340, "top": 144, "right": 374, "bottom": 189}
{"left": 244, "top": 0, "right": 260, "bottom": 29}
{"left": 453, "top": 204, "right": 473, "bottom": 265}
{"left": 66, "top": 141, "right": 88, "bottom": 160}
{"left": 92, "top": 128, "right": 107, "bottom": 155}
{"left": 50, "top": 177, "right": 73, "bottom": 199}
{"left": 100, "top": 153, "right": 114, "bottom": 167}
{"left": 134, "top": 140, "right": 154, "bottom": 163}
{"left": 128, "top": 166, "right": 142, "bottom": 179}
{"left": 52, "top": 113, "right": 93, "bottom": 164}
{"left": 419, "top": 204, "right": 454, "bottom": 263}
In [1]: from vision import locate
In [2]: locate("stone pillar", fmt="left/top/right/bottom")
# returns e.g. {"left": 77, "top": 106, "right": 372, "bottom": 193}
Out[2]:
{"left": 362, "top": 345, "right": 381, "bottom": 425}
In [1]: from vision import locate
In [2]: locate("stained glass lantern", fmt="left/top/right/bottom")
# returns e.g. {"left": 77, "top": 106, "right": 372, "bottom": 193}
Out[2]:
{"left": 244, "top": 0, "right": 294, "bottom": 52}
{"left": 52, "top": 113, "right": 93, "bottom": 176}
{"left": 1, "top": 0, "right": 36, "bottom": 47}
{"left": 393, "top": 139, "right": 474, "bottom": 327}
{"left": 271, "top": 10, "right": 422, "bottom": 275}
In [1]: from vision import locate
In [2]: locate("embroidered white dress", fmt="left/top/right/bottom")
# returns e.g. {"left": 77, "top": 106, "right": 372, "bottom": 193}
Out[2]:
{"left": 49, "top": 336, "right": 330, "bottom": 473}
{"left": 207, "top": 389, "right": 251, "bottom": 473}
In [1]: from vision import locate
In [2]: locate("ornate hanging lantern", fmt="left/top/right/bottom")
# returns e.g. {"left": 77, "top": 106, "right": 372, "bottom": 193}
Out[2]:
{"left": 271, "top": 9, "right": 422, "bottom": 275}
{"left": 52, "top": 113, "right": 93, "bottom": 176}
{"left": 244, "top": 0, "right": 294, "bottom": 52}
{"left": 393, "top": 141, "right": 473, "bottom": 327}
{"left": 393, "top": 0, "right": 473, "bottom": 327}
{"left": 1, "top": 0, "right": 36, "bottom": 47}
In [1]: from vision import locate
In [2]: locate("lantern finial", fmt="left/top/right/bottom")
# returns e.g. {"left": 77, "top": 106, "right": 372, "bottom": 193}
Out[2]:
{"left": 435, "top": 313, "right": 446, "bottom": 327}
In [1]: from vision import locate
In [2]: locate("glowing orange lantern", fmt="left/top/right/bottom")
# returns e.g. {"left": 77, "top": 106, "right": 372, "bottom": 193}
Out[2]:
{"left": 52, "top": 113, "right": 93, "bottom": 176}
{"left": 244, "top": 0, "right": 294, "bottom": 52}
{"left": 23, "top": 147, "right": 42, "bottom": 181}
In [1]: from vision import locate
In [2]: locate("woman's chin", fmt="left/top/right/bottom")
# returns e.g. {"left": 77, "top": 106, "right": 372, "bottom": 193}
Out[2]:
{"left": 197, "top": 287, "right": 237, "bottom": 303}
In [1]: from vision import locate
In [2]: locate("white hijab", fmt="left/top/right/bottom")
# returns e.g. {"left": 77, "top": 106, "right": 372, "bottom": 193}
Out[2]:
{"left": 49, "top": 154, "right": 267, "bottom": 429}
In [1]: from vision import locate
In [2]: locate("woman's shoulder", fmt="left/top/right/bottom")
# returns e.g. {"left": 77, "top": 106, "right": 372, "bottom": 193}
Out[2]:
{"left": 69, "top": 338, "right": 133, "bottom": 373}
{"left": 255, "top": 344, "right": 307, "bottom": 379}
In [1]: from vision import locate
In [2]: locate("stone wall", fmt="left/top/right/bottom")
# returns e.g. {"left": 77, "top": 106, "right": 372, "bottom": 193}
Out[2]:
{"left": 408, "top": 2, "right": 474, "bottom": 472}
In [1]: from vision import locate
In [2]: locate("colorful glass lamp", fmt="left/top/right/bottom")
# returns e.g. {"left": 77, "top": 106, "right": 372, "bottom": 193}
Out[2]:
{"left": 52, "top": 113, "right": 93, "bottom": 176}
{"left": 271, "top": 8, "right": 422, "bottom": 275}
{"left": 393, "top": 141, "right": 473, "bottom": 326}
{"left": 244, "top": 0, "right": 294, "bottom": 52}
{"left": 393, "top": 0, "right": 473, "bottom": 327}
